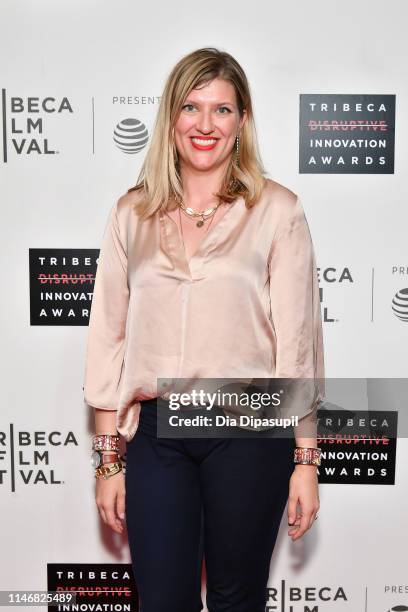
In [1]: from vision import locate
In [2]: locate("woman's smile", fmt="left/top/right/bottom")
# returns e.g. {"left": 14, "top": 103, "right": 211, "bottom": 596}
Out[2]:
{"left": 190, "top": 136, "right": 219, "bottom": 150}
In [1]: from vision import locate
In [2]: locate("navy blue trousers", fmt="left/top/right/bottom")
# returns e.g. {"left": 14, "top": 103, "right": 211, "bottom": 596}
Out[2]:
{"left": 125, "top": 399, "right": 295, "bottom": 612}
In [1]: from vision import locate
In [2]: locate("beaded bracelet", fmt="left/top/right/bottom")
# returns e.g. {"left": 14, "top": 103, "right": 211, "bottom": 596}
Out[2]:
{"left": 92, "top": 433, "right": 120, "bottom": 452}
{"left": 294, "top": 446, "right": 322, "bottom": 466}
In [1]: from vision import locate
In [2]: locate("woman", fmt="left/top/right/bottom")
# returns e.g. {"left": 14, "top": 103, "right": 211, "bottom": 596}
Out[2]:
{"left": 84, "top": 47, "right": 325, "bottom": 611}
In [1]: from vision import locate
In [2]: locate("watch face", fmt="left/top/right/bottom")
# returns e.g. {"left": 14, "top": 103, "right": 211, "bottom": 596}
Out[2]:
{"left": 91, "top": 451, "right": 101, "bottom": 468}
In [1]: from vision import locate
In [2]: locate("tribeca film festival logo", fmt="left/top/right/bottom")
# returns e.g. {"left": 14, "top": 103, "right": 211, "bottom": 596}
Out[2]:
{"left": 47, "top": 564, "right": 139, "bottom": 611}
{"left": 317, "top": 409, "right": 397, "bottom": 485}
{"left": 1, "top": 90, "right": 73, "bottom": 162}
{"left": 0, "top": 425, "right": 78, "bottom": 492}
{"left": 299, "top": 94, "right": 396, "bottom": 173}
{"left": 29, "top": 249, "right": 99, "bottom": 326}
{"left": 266, "top": 580, "right": 348, "bottom": 611}
{"left": 317, "top": 266, "right": 354, "bottom": 323}
{"left": 267, "top": 583, "right": 408, "bottom": 611}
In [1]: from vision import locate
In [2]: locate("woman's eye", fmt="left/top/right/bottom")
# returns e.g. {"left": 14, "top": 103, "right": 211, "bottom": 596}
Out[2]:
{"left": 182, "top": 104, "right": 232, "bottom": 113}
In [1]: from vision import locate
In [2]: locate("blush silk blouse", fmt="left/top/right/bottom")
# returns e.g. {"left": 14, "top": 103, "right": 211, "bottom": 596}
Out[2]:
{"left": 83, "top": 178, "right": 325, "bottom": 442}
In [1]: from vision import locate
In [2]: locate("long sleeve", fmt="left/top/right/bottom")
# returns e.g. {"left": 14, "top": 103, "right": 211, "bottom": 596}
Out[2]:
{"left": 268, "top": 195, "right": 325, "bottom": 429}
{"left": 83, "top": 199, "right": 130, "bottom": 411}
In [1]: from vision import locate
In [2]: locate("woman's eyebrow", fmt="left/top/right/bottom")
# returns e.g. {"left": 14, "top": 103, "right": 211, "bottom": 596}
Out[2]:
{"left": 183, "top": 99, "right": 235, "bottom": 106}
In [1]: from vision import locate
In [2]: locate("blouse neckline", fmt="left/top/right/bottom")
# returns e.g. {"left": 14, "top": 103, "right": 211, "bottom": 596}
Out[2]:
{"left": 159, "top": 195, "right": 245, "bottom": 279}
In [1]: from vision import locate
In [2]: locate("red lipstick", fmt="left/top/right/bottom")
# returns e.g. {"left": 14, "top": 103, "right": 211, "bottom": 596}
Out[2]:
{"left": 190, "top": 136, "right": 218, "bottom": 151}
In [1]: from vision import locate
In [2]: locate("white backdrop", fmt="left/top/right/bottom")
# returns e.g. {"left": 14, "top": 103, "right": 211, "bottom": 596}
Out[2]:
{"left": 1, "top": 0, "right": 407, "bottom": 610}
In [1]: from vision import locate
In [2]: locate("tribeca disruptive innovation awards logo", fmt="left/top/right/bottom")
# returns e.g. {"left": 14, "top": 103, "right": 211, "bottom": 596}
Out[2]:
{"left": 299, "top": 94, "right": 396, "bottom": 173}
{"left": 317, "top": 409, "right": 397, "bottom": 484}
{"left": 1, "top": 89, "right": 74, "bottom": 162}
{"left": 47, "top": 564, "right": 139, "bottom": 611}
{"left": 29, "top": 249, "right": 99, "bottom": 326}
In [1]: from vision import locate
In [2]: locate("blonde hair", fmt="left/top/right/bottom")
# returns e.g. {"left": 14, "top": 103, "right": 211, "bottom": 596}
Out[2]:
{"left": 128, "top": 47, "right": 268, "bottom": 219}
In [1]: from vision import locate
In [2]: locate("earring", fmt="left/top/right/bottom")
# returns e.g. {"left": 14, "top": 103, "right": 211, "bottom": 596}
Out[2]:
{"left": 235, "top": 134, "right": 240, "bottom": 167}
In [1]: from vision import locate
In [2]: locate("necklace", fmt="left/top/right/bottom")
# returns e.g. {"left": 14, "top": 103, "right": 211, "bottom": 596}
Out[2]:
{"left": 175, "top": 194, "right": 221, "bottom": 228}
{"left": 178, "top": 205, "right": 217, "bottom": 257}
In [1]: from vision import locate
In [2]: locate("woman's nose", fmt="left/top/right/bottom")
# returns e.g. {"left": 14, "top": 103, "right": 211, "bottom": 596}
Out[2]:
{"left": 195, "top": 110, "right": 215, "bottom": 133}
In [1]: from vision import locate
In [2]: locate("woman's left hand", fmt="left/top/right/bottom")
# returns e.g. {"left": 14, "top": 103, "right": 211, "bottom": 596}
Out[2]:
{"left": 287, "top": 465, "right": 320, "bottom": 541}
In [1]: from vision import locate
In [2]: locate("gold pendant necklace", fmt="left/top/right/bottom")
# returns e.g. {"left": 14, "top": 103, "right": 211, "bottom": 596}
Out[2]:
{"left": 178, "top": 205, "right": 216, "bottom": 256}
{"left": 175, "top": 195, "right": 221, "bottom": 228}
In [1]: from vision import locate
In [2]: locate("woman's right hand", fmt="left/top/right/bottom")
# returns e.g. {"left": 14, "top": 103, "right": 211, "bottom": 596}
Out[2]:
{"left": 95, "top": 471, "right": 126, "bottom": 534}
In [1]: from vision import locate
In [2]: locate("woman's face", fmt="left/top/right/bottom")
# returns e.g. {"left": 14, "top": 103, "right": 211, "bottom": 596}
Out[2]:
{"left": 173, "top": 77, "right": 246, "bottom": 174}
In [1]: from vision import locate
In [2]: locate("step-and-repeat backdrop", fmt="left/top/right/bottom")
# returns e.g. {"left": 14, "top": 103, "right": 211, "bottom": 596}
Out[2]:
{"left": 1, "top": 0, "right": 407, "bottom": 610}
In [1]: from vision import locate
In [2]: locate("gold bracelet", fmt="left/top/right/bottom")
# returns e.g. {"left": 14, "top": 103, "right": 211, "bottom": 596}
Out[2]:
{"left": 94, "top": 461, "right": 123, "bottom": 480}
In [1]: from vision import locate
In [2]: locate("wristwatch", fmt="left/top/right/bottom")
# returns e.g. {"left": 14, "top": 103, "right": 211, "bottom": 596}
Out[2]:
{"left": 91, "top": 450, "right": 120, "bottom": 469}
